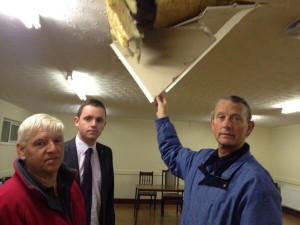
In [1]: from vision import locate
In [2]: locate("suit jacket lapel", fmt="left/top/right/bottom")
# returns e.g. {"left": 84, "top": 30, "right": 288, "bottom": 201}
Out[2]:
{"left": 65, "top": 138, "right": 81, "bottom": 184}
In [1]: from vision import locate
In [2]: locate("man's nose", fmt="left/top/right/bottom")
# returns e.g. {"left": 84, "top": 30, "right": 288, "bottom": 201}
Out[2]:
{"left": 91, "top": 119, "right": 97, "bottom": 126}
{"left": 47, "top": 140, "right": 58, "bottom": 152}
{"left": 223, "top": 118, "right": 232, "bottom": 129}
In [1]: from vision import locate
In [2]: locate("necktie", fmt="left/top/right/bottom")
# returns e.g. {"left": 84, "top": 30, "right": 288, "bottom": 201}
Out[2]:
{"left": 81, "top": 148, "right": 93, "bottom": 225}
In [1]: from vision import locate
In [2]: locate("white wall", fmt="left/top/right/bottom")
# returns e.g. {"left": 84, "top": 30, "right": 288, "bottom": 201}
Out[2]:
{"left": 248, "top": 126, "right": 272, "bottom": 172}
{"left": 271, "top": 124, "right": 300, "bottom": 211}
{"left": 271, "top": 124, "right": 300, "bottom": 186}
{"left": 0, "top": 99, "right": 31, "bottom": 177}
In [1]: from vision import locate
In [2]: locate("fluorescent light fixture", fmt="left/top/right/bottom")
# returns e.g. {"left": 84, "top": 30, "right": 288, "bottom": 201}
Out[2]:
{"left": 0, "top": 1, "right": 40, "bottom": 29}
{"left": 67, "top": 71, "right": 87, "bottom": 100}
{"left": 0, "top": 0, "right": 77, "bottom": 29}
{"left": 281, "top": 99, "right": 300, "bottom": 114}
{"left": 251, "top": 115, "right": 262, "bottom": 121}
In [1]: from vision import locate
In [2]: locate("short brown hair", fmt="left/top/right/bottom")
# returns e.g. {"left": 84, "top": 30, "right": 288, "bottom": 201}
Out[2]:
{"left": 212, "top": 95, "right": 252, "bottom": 122}
{"left": 77, "top": 98, "right": 106, "bottom": 118}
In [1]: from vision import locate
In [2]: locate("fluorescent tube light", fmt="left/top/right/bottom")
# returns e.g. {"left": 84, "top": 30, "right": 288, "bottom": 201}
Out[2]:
{"left": 251, "top": 115, "right": 261, "bottom": 121}
{"left": 281, "top": 100, "right": 300, "bottom": 114}
{"left": 282, "top": 105, "right": 300, "bottom": 114}
{"left": 0, "top": 1, "right": 40, "bottom": 29}
{"left": 0, "top": 0, "right": 77, "bottom": 29}
{"left": 67, "top": 72, "right": 87, "bottom": 100}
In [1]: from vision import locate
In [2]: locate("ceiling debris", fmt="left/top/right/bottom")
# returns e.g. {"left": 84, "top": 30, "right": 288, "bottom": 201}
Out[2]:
{"left": 105, "top": 0, "right": 255, "bottom": 60}
{"left": 106, "top": 0, "right": 259, "bottom": 102}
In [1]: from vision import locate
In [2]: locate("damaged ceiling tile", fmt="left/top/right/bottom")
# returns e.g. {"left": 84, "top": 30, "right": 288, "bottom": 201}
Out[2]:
{"left": 108, "top": 2, "right": 259, "bottom": 102}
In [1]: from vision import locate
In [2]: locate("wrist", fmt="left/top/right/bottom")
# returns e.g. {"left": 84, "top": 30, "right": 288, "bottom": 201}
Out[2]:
{"left": 156, "top": 112, "right": 167, "bottom": 119}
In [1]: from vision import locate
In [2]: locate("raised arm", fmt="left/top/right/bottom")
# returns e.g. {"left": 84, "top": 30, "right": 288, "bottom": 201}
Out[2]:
{"left": 155, "top": 95, "right": 167, "bottom": 119}
{"left": 154, "top": 95, "right": 191, "bottom": 179}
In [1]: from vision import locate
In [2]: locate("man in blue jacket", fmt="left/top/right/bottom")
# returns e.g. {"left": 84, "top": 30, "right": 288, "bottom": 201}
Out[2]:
{"left": 155, "top": 95, "right": 282, "bottom": 225}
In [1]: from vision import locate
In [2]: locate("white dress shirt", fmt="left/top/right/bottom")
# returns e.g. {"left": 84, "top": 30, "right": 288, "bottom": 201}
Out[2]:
{"left": 76, "top": 135, "right": 102, "bottom": 225}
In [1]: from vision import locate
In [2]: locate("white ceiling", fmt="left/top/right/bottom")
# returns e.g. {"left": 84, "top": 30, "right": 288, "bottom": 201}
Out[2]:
{"left": 0, "top": 0, "right": 300, "bottom": 127}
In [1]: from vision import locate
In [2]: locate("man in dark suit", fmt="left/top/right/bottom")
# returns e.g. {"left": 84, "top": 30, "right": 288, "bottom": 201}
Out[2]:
{"left": 64, "top": 99, "right": 115, "bottom": 225}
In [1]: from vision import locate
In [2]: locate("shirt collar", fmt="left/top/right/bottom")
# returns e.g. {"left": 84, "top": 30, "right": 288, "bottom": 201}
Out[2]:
{"left": 75, "top": 135, "right": 96, "bottom": 155}
{"left": 199, "top": 143, "right": 249, "bottom": 177}
{"left": 213, "top": 143, "right": 249, "bottom": 176}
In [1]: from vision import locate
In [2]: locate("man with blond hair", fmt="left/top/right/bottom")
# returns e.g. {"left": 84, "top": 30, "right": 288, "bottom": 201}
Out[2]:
{"left": 0, "top": 113, "right": 86, "bottom": 225}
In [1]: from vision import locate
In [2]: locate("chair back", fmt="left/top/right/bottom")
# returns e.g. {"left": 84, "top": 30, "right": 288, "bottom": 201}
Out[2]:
{"left": 139, "top": 171, "right": 154, "bottom": 185}
{"left": 162, "top": 169, "right": 179, "bottom": 187}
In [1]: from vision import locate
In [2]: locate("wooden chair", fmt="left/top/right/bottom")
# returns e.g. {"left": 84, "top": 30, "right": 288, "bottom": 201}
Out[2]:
{"left": 136, "top": 171, "right": 157, "bottom": 210}
{"left": 161, "top": 169, "right": 183, "bottom": 216}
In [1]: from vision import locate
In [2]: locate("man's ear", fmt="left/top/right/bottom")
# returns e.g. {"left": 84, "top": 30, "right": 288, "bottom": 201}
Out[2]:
{"left": 74, "top": 116, "right": 79, "bottom": 127}
{"left": 16, "top": 142, "right": 26, "bottom": 160}
{"left": 246, "top": 121, "right": 255, "bottom": 137}
{"left": 100, "top": 120, "right": 106, "bottom": 133}
{"left": 210, "top": 117, "right": 215, "bottom": 131}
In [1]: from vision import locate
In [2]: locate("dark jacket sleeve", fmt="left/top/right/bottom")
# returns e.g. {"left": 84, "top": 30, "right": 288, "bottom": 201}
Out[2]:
{"left": 64, "top": 138, "right": 80, "bottom": 185}
{"left": 97, "top": 143, "right": 115, "bottom": 225}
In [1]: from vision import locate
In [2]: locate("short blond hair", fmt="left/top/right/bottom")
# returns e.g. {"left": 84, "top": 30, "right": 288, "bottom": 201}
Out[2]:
{"left": 18, "top": 113, "right": 64, "bottom": 146}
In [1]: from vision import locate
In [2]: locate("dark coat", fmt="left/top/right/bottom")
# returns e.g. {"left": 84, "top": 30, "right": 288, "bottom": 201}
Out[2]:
{"left": 64, "top": 138, "right": 115, "bottom": 225}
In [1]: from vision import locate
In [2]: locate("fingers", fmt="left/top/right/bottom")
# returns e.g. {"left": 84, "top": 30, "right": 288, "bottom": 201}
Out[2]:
{"left": 155, "top": 95, "right": 162, "bottom": 104}
{"left": 155, "top": 95, "right": 167, "bottom": 119}
{"left": 155, "top": 95, "right": 166, "bottom": 104}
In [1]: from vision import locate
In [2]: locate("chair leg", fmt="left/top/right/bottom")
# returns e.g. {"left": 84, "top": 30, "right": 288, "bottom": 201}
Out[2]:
{"left": 181, "top": 199, "right": 183, "bottom": 212}
{"left": 133, "top": 188, "right": 138, "bottom": 218}
{"left": 161, "top": 199, "right": 164, "bottom": 216}
{"left": 134, "top": 197, "right": 139, "bottom": 218}
{"left": 154, "top": 196, "right": 156, "bottom": 210}
{"left": 179, "top": 200, "right": 183, "bottom": 213}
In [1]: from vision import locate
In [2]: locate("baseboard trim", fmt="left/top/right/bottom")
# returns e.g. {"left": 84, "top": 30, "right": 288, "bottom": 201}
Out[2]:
{"left": 114, "top": 198, "right": 161, "bottom": 204}
{"left": 114, "top": 200, "right": 300, "bottom": 218}
{"left": 114, "top": 199, "right": 135, "bottom": 204}
{"left": 282, "top": 206, "right": 300, "bottom": 218}
{"left": 114, "top": 198, "right": 181, "bottom": 205}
